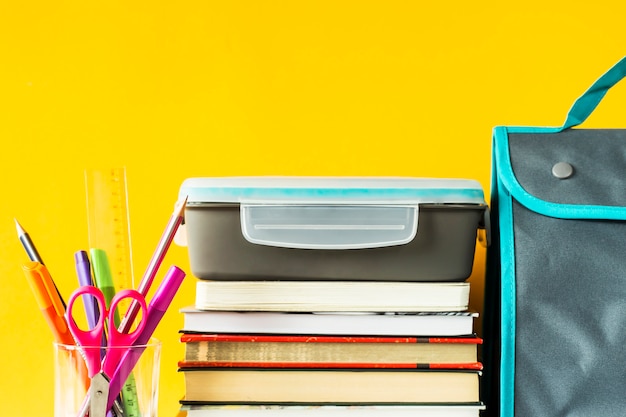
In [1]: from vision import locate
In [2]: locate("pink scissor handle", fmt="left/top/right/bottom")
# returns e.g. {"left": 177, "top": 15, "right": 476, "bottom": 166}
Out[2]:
{"left": 66, "top": 286, "right": 107, "bottom": 377}
{"left": 102, "top": 289, "right": 148, "bottom": 377}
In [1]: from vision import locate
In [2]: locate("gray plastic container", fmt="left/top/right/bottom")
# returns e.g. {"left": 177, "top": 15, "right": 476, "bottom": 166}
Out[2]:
{"left": 177, "top": 177, "right": 488, "bottom": 282}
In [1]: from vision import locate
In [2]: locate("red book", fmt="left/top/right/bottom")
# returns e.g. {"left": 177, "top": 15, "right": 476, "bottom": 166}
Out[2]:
{"left": 179, "top": 333, "right": 483, "bottom": 370}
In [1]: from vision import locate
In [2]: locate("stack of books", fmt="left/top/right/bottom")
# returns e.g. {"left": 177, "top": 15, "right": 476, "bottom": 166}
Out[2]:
{"left": 178, "top": 280, "right": 485, "bottom": 416}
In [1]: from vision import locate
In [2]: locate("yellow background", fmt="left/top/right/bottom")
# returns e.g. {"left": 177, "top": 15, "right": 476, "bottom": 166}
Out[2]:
{"left": 1, "top": 1, "right": 624, "bottom": 416}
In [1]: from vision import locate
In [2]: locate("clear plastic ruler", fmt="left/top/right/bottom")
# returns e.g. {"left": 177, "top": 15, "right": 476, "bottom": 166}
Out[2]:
{"left": 84, "top": 167, "right": 141, "bottom": 417}
{"left": 84, "top": 167, "right": 135, "bottom": 293}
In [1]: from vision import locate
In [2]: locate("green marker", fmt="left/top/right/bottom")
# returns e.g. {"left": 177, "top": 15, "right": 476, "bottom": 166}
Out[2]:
{"left": 91, "top": 248, "right": 120, "bottom": 326}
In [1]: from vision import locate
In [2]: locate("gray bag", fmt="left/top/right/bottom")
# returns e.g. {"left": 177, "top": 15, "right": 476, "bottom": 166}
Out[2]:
{"left": 484, "top": 56, "right": 626, "bottom": 416}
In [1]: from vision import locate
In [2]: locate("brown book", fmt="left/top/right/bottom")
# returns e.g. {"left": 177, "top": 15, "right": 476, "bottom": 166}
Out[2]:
{"left": 180, "top": 368, "right": 481, "bottom": 404}
{"left": 179, "top": 334, "right": 483, "bottom": 370}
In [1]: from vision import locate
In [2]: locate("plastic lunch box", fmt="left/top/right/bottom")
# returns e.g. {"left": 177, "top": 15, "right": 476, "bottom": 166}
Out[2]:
{"left": 177, "top": 176, "right": 489, "bottom": 282}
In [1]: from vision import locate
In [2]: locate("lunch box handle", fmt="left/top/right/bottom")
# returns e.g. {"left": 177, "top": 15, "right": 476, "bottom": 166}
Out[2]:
{"left": 240, "top": 204, "right": 419, "bottom": 250}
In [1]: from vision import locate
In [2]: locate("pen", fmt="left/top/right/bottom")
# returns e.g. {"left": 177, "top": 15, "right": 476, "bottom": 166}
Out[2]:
{"left": 117, "top": 197, "right": 187, "bottom": 334}
{"left": 22, "top": 261, "right": 74, "bottom": 345}
{"left": 22, "top": 261, "right": 91, "bottom": 394}
{"left": 74, "top": 251, "right": 100, "bottom": 329}
{"left": 16, "top": 219, "right": 66, "bottom": 309}
{"left": 76, "top": 265, "right": 187, "bottom": 417}
{"left": 90, "top": 248, "right": 121, "bottom": 328}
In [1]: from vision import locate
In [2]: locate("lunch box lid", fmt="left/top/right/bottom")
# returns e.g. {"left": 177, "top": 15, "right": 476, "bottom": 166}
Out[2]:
{"left": 179, "top": 176, "right": 486, "bottom": 205}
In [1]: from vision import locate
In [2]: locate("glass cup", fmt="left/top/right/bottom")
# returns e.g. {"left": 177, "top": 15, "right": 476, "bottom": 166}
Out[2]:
{"left": 53, "top": 338, "right": 161, "bottom": 417}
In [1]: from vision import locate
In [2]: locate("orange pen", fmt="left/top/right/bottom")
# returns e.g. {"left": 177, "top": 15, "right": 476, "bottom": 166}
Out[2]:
{"left": 22, "top": 261, "right": 75, "bottom": 345}
{"left": 22, "top": 261, "right": 90, "bottom": 392}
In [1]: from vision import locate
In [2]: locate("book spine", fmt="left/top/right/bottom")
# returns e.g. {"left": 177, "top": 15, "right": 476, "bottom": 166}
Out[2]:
{"left": 178, "top": 361, "right": 484, "bottom": 370}
{"left": 180, "top": 333, "right": 482, "bottom": 344}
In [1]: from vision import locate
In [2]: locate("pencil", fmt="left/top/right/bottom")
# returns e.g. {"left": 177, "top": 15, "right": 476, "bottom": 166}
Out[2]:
{"left": 117, "top": 196, "right": 187, "bottom": 333}
{"left": 15, "top": 218, "right": 66, "bottom": 309}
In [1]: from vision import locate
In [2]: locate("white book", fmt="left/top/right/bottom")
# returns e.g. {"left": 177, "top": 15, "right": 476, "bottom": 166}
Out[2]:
{"left": 180, "top": 308, "right": 478, "bottom": 337}
{"left": 195, "top": 280, "right": 471, "bottom": 312}
{"left": 182, "top": 403, "right": 486, "bottom": 417}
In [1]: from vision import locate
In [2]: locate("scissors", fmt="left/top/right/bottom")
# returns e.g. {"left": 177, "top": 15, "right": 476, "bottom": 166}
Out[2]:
{"left": 66, "top": 286, "right": 148, "bottom": 417}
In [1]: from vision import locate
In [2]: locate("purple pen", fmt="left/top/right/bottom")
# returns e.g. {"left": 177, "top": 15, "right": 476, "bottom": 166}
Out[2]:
{"left": 107, "top": 265, "right": 186, "bottom": 411}
{"left": 74, "top": 251, "right": 100, "bottom": 329}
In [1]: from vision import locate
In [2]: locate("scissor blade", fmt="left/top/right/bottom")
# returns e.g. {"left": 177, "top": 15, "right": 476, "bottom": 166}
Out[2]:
{"left": 89, "top": 373, "right": 110, "bottom": 417}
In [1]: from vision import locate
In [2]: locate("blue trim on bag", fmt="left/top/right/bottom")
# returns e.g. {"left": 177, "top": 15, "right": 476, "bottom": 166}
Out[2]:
{"left": 498, "top": 174, "right": 516, "bottom": 417}
{"left": 492, "top": 128, "right": 518, "bottom": 417}
{"left": 494, "top": 126, "right": 626, "bottom": 220}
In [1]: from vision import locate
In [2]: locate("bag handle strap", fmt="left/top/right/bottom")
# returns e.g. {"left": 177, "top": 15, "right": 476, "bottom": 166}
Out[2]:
{"left": 561, "top": 56, "right": 626, "bottom": 130}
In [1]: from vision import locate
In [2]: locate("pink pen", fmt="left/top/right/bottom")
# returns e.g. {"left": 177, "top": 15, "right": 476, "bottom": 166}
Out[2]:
{"left": 106, "top": 265, "right": 186, "bottom": 410}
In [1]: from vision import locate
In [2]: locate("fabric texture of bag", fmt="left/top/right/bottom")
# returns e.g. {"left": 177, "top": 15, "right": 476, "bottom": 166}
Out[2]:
{"left": 484, "top": 56, "right": 626, "bottom": 417}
